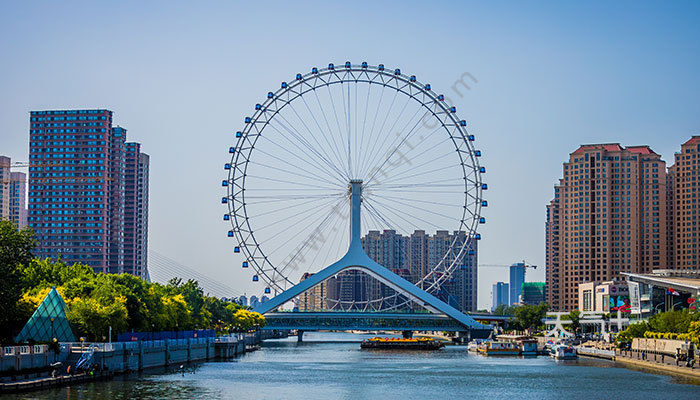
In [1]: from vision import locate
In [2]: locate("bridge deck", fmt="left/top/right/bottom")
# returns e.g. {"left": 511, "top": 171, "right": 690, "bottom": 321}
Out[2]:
{"left": 262, "top": 312, "right": 494, "bottom": 333}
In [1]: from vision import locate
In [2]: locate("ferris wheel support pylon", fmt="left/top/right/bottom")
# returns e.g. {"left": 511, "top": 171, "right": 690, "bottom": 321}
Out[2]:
{"left": 252, "top": 180, "right": 486, "bottom": 331}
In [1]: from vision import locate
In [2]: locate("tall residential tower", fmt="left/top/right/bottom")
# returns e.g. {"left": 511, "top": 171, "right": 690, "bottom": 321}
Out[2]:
{"left": 545, "top": 144, "right": 666, "bottom": 310}
{"left": 28, "top": 109, "right": 149, "bottom": 277}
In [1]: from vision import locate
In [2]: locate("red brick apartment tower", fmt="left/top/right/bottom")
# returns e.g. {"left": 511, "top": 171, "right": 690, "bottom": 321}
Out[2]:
{"left": 671, "top": 136, "right": 700, "bottom": 269}
{"left": 545, "top": 144, "right": 667, "bottom": 310}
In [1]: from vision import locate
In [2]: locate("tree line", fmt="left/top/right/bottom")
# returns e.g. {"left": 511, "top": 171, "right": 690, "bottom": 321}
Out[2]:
{"left": 0, "top": 220, "right": 264, "bottom": 344}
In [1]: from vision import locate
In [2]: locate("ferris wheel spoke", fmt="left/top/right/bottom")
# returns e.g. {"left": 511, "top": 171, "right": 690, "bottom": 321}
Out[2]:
{"left": 364, "top": 105, "right": 434, "bottom": 186}
{"left": 311, "top": 89, "right": 351, "bottom": 181}
{"left": 246, "top": 174, "right": 342, "bottom": 190}
{"left": 363, "top": 199, "right": 413, "bottom": 234}
{"left": 266, "top": 115, "right": 349, "bottom": 183}
{"left": 370, "top": 193, "right": 465, "bottom": 209}
{"left": 285, "top": 97, "right": 349, "bottom": 180}
{"left": 243, "top": 194, "right": 343, "bottom": 203}
{"left": 248, "top": 160, "right": 342, "bottom": 188}
{"left": 256, "top": 135, "right": 344, "bottom": 185}
{"left": 358, "top": 82, "right": 385, "bottom": 174}
{"left": 360, "top": 87, "right": 439, "bottom": 180}
{"left": 368, "top": 177, "right": 464, "bottom": 190}
{"left": 340, "top": 80, "right": 353, "bottom": 176}
{"left": 251, "top": 195, "right": 341, "bottom": 234}
{"left": 359, "top": 91, "right": 413, "bottom": 179}
{"left": 370, "top": 196, "right": 453, "bottom": 229}
{"left": 274, "top": 105, "right": 348, "bottom": 181}
{"left": 368, "top": 132, "right": 453, "bottom": 185}
{"left": 358, "top": 87, "right": 398, "bottom": 178}
{"left": 268, "top": 200, "right": 343, "bottom": 260}
{"left": 324, "top": 83, "right": 351, "bottom": 178}
{"left": 299, "top": 94, "right": 349, "bottom": 175}
{"left": 247, "top": 195, "right": 343, "bottom": 220}
{"left": 370, "top": 195, "right": 461, "bottom": 222}
{"left": 277, "top": 197, "right": 347, "bottom": 275}
{"left": 366, "top": 160, "right": 459, "bottom": 189}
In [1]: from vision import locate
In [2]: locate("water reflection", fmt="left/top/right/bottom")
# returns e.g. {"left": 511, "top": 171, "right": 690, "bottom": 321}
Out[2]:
{"left": 5, "top": 332, "right": 699, "bottom": 400}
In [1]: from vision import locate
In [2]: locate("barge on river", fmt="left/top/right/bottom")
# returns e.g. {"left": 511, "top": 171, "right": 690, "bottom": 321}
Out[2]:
{"left": 361, "top": 337, "right": 445, "bottom": 350}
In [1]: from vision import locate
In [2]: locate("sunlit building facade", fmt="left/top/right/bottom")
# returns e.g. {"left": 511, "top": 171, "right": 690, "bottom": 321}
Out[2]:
{"left": 546, "top": 143, "right": 667, "bottom": 311}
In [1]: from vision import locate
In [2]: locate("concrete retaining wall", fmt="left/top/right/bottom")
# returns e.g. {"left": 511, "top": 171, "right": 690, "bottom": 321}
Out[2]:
{"left": 632, "top": 338, "right": 690, "bottom": 355}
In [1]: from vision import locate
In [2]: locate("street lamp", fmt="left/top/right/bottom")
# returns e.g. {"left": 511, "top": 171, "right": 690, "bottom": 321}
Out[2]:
{"left": 50, "top": 317, "right": 55, "bottom": 341}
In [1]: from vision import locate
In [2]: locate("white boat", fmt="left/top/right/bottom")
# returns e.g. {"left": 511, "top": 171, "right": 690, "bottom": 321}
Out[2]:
{"left": 550, "top": 344, "right": 577, "bottom": 360}
{"left": 467, "top": 339, "right": 484, "bottom": 352}
{"left": 477, "top": 341, "right": 521, "bottom": 355}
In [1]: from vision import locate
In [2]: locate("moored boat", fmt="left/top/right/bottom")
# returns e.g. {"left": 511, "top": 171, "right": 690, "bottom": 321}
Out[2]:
{"left": 477, "top": 340, "right": 520, "bottom": 355}
{"left": 550, "top": 344, "right": 577, "bottom": 360}
{"left": 467, "top": 339, "right": 484, "bottom": 352}
{"left": 360, "top": 337, "right": 445, "bottom": 350}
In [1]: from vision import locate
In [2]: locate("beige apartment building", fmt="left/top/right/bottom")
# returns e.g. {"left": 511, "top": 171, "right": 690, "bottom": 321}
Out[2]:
{"left": 546, "top": 144, "right": 667, "bottom": 311}
{"left": 669, "top": 136, "right": 700, "bottom": 269}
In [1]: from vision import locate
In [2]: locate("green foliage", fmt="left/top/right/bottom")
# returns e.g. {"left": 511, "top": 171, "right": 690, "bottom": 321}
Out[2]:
{"left": 615, "top": 321, "right": 650, "bottom": 347}
{"left": 512, "top": 303, "right": 550, "bottom": 331}
{"left": 492, "top": 304, "right": 518, "bottom": 316}
{"left": 0, "top": 221, "right": 37, "bottom": 342}
{"left": 648, "top": 309, "right": 699, "bottom": 334}
{"left": 67, "top": 296, "right": 129, "bottom": 341}
{"left": 7, "top": 256, "right": 265, "bottom": 343}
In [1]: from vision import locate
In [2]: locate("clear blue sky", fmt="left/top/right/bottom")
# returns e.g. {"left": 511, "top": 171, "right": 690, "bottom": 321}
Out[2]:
{"left": 1, "top": 1, "right": 699, "bottom": 309}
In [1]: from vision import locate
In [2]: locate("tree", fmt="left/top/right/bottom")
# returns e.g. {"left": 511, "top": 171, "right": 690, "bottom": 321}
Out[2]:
{"left": 67, "top": 296, "right": 128, "bottom": 341}
{"left": 648, "top": 309, "right": 697, "bottom": 333}
{"left": 563, "top": 310, "right": 581, "bottom": 333}
{"left": 616, "top": 321, "right": 650, "bottom": 347}
{"left": 0, "top": 221, "right": 37, "bottom": 343}
{"left": 513, "top": 303, "right": 549, "bottom": 331}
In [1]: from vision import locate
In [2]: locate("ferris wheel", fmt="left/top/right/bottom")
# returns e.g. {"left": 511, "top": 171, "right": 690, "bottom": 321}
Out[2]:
{"left": 223, "top": 62, "right": 485, "bottom": 310}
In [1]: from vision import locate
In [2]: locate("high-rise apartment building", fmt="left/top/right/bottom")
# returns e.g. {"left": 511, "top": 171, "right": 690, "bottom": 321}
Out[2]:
{"left": 342, "top": 229, "right": 478, "bottom": 312}
{"left": 492, "top": 282, "right": 509, "bottom": 311}
{"left": 546, "top": 143, "right": 667, "bottom": 311}
{"left": 9, "top": 172, "right": 27, "bottom": 229}
{"left": 28, "top": 109, "right": 148, "bottom": 277}
{"left": 124, "top": 142, "right": 149, "bottom": 279}
{"left": 669, "top": 136, "right": 700, "bottom": 269}
{"left": 0, "top": 156, "right": 11, "bottom": 220}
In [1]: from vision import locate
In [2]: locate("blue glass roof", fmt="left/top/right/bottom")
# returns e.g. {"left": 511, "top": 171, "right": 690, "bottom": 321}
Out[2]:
{"left": 15, "top": 287, "right": 76, "bottom": 343}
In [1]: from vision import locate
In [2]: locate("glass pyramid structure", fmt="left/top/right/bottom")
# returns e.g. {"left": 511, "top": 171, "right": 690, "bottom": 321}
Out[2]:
{"left": 15, "top": 287, "right": 76, "bottom": 343}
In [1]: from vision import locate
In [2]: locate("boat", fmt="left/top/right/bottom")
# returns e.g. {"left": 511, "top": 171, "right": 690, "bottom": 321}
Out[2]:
{"left": 467, "top": 339, "right": 484, "bottom": 352}
{"left": 495, "top": 334, "right": 539, "bottom": 356}
{"left": 477, "top": 341, "right": 521, "bottom": 355}
{"left": 550, "top": 344, "right": 577, "bottom": 360}
{"left": 360, "top": 337, "right": 445, "bottom": 350}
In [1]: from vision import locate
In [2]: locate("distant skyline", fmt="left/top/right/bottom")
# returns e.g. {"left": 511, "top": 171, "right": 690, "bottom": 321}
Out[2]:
{"left": 1, "top": 1, "right": 699, "bottom": 309}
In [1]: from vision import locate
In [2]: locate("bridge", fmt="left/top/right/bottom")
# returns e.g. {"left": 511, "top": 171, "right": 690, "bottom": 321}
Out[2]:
{"left": 253, "top": 181, "right": 494, "bottom": 340}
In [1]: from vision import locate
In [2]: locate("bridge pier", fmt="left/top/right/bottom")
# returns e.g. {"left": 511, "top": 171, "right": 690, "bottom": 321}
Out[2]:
{"left": 297, "top": 330, "right": 304, "bottom": 343}
{"left": 402, "top": 330, "right": 413, "bottom": 339}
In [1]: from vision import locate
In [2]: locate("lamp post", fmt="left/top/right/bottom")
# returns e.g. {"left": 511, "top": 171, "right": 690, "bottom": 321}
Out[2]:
{"left": 50, "top": 317, "right": 55, "bottom": 341}
{"left": 654, "top": 303, "right": 665, "bottom": 314}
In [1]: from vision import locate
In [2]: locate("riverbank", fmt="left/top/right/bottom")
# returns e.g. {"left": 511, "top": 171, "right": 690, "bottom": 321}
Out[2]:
{"left": 613, "top": 354, "right": 700, "bottom": 381}
{"left": 0, "top": 330, "right": 287, "bottom": 394}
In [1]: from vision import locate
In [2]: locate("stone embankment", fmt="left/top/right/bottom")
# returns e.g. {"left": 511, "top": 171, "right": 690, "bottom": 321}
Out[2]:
{"left": 0, "top": 330, "right": 287, "bottom": 394}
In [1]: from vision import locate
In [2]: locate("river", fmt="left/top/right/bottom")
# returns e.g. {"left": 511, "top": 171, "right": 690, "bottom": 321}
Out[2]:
{"left": 7, "top": 332, "right": 699, "bottom": 399}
